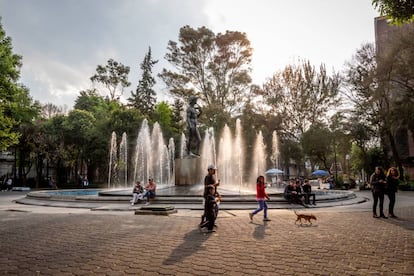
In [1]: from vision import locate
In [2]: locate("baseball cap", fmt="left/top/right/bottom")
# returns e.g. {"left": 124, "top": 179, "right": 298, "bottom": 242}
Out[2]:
{"left": 207, "top": 164, "right": 217, "bottom": 170}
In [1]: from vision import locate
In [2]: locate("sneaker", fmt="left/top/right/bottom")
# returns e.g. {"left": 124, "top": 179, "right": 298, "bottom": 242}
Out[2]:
{"left": 206, "top": 229, "right": 216, "bottom": 233}
{"left": 380, "top": 215, "right": 388, "bottom": 219}
{"left": 145, "top": 202, "right": 150, "bottom": 205}
{"left": 131, "top": 203, "right": 134, "bottom": 206}
{"left": 249, "top": 213, "right": 253, "bottom": 221}
{"left": 263, "top": 218, "right": 271, "bottom": 221}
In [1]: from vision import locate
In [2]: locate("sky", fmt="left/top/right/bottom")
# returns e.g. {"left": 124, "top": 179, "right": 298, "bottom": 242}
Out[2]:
{"left": 0, "top": 0, "right": 379, "bottom": 109}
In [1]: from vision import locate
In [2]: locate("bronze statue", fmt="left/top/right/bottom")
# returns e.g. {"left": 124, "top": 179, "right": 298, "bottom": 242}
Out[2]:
{"left": 186, "top": 96, "right": 202, "bottom": 156}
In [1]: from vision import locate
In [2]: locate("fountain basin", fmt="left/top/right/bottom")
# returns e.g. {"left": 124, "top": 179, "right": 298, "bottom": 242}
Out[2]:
{"left": 19, "top": 187, "right": 359, "bottom": 207}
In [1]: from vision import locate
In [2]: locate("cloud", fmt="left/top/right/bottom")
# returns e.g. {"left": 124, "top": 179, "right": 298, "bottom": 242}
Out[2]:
{"left": 0, "top": 0, "right": 379, "bottom": 108}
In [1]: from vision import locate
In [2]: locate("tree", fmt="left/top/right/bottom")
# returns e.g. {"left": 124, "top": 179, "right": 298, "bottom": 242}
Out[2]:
{"left": 153, "top": 102, "right": 173, "bottom": 139}
{"left": 344, "top": 32, "right": 414, "bottom": 177}
{"left": 128, "top": 47, "right": 158, "bottom": 118}
{"left": 41, "top": 102, "right": 64, "bottom": 119}
{"left": 0, "top": 18, "right": 39, "bottom": 151}
{"left": 41, "top": 115, "right": 68, "bottom": 187}
{"left": 301, "top": 123, "right": 333, "bottom": 171}
{"left": 372, "top": 0, "right": 414, "bottom": 25}
{"left": 170, "top": 98, "right": 185, "bottom": 133}
{"left": 259, "top": 60, "right": 341, "bottom": 140}
{"left": 159, "top": 25, "right": 253, "bottom": 121}
{"left": 62, "top": 109, "right": 96, "bottom": 182}
{"left": 90, "top": 58, "right": 131, "bottom": 101}
{"left": 343, "top": 43, "right": 387, "bottom": 176}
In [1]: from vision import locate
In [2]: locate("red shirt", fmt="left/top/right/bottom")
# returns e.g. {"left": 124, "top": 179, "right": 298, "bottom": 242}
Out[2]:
{"left": 256, "top": 183, "right": 267, "bottom": 200}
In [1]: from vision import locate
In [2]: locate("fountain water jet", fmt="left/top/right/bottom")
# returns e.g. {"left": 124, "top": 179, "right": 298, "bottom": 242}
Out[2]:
{"left": 133, "top": 119, "right": 174, "bottom": 188}
{"left": 119, "top": 132, "right": 128, "bottom": 188}
{"left": 250, "top": 130, "right": 267, "bottom": 185}
{"left": 216, "top": 119, "right": 246, "bottom": 192}
{"left": 108, "top": 132, "right": 118, "bottom": 189}
{"left": 107, "top": 132, "right": 129, "bottom": 189}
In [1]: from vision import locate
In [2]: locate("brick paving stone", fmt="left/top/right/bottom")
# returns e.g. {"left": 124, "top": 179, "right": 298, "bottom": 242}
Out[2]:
{"left": 0, "top": 199, "right": 413, "bottom": 275}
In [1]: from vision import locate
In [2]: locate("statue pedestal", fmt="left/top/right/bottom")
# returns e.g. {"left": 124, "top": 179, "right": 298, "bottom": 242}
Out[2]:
{"left": 175, "top": 157, "right": 201, "bottom": 185}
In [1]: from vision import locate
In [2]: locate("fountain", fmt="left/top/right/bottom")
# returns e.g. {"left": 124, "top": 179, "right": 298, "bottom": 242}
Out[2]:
{"left": 270, "top": 130, "right": 283, "bottom": 188}
{"left": 109, "top": 117, "right": 272, "bottom": 194}
{"left": 108, "top": 120, "right": 175, "bottom": 190}
{"left": 19, "top": 119, "right": 361, "bottom": 209}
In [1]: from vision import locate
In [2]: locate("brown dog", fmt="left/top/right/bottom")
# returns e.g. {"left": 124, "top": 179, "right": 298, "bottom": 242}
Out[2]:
{"left": 294, "top": 210, "right": 317, "bottom": 225}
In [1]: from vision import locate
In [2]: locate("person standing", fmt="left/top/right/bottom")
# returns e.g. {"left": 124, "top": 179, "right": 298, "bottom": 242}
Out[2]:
{"left": 386, "top": 167, "right": 400, "bottom": 218}
{"left": 82, "top": 175, "right": 89, "bottom": 188}
{"left": 6, "top": 176, "right": 12, "bottom": 191}
{"left": 200, "top": 165, "right": 220, "bottom": 226}
{"left": 249, "top": 175, "right": 271, "bottom": 222}
{"left": 200, "top": 185, "right": 219, "bottom": 233}
{"left": 370, "top": 167, "right": 387, "bottom": 218}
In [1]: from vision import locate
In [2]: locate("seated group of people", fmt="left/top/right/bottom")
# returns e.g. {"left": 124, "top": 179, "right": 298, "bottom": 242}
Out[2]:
{"left": 130, "top": 178, "right": 156, "bottom": 205}
{"left": 284, "top": 178, "right": 316, "bottom": 206}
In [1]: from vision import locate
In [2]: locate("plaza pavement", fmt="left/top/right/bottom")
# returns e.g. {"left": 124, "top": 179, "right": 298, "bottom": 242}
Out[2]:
{"left": 0, "top": 190, "right": 413, "bottom": 275}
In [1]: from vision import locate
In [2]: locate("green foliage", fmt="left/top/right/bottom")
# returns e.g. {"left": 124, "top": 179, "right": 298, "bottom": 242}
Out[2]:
{"left": 90, "top": 58, "right": 131, "bottom": 101}
{"left": 372, "top": 0, "right": 414, "bottom": 25}
{"left": 74, "top": 89, "right": 106, "bottom": 112}
{"left": 170, "top": 99, "right": 185, "bottom": 134}
{"left": 0, "top": 18, "right": 39, "bottom": 151}
{"left": 153, "top": 102, "right": 171, "bottom": 127}
{"left": 0, "top": 105, "right": 19, "bottom": 150}
{"left": 128, "top": 47, "right": 158, "bottom": 118}
{"left": 344, "top": 26, "right": 414, "bottom": 174}
{"left": 301, "top": 123, "right": 332, "bottom": 170}
{"left": 259, "top": 60, "right": 341, "bottom": 139}
{"left": 63, "top": 109, "right": 96, "bottom": 144}
{"left": 40, "top": 102, "right": 64, "bottom": 119}
{"left": 159, "top": 25, "right": 253, "bottom": 121}
{"left": 107, "top": 107, "right": 144, "bottom": 137}
{"left": 366, "top": 147, "right": 387, "bottom": 172}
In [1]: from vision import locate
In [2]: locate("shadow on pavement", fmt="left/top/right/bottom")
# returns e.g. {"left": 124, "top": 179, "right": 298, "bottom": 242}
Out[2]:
{"left": 163, "top": 228, "right": 212, "bottom": 265}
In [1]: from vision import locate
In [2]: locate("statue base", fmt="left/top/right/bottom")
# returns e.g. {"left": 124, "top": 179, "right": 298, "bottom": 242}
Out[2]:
{"left": 175, "top": 156, "right": 202, "bottom": 185}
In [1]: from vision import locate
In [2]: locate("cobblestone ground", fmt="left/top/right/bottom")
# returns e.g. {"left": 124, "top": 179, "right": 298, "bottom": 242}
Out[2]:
{"left": 0, "top": 205, "right": 413, "bottom": 275}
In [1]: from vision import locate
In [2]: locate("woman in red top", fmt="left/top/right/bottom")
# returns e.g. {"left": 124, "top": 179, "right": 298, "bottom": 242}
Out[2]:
{"left": 249, "top": 175, "right": 271, "bottom": 222}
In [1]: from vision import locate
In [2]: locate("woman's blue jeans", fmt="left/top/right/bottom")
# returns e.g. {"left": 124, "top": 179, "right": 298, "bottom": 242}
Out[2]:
{"left": 252, "top": 199, "right": 268, "bottom": 218}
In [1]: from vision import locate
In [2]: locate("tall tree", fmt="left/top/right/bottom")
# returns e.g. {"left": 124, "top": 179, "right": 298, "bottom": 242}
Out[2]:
{"left": 0, "top": 18, "right": 39, "bottom": 151}
{"left": 372, "top": 0, "right": 414, "bottom": 25}
{"left": 128, "top": 47, "right": 158, "bottom": 118}
{"left": 41, "top": 102, "right": 64, "bottom": 119}
{"left": 301, "top": 123, "right": 332, "bottom": 171}
{"left": 259, "top": 60, "right": 341, "bottom": 140}
{"left": 159, "top": 25, "right": 253, "bottom": 120}
{"left": 90, "top": 58, "right": 131, "bottom": 101}
{"left": 344, "top": 34, "right": 414, "bottom": 176}
{"left": 170, "top": 98, "right": 185, "bottom": 133}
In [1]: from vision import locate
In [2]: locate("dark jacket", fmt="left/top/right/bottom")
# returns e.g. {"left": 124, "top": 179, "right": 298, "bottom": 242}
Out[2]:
{"left": 204, "top": 194, "right": 217, "bottom": 218}
{"left": 302, "top": 183, "right": 312, "bottom": 193}
{"left": 370, "top": 173, "right": 387, "bottom": 192}
{"left": 204, "top": 174, "right": 216, "bottom": 198}
{"left": 386, "top": 175, "right": 399, "bottom": 193}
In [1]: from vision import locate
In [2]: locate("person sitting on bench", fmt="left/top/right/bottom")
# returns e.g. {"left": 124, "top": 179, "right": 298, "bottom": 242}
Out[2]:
{"left": 130, "top": 181, "right": 144, "bottom": 205}
{"left": 143, "top": 178, "right": 156, "bottom": 205}
{"left": 302, "top": 179, "right": 316, "bottom": 205}
{"left": 284, "top": 179, "right": 304, "bottom": 205}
